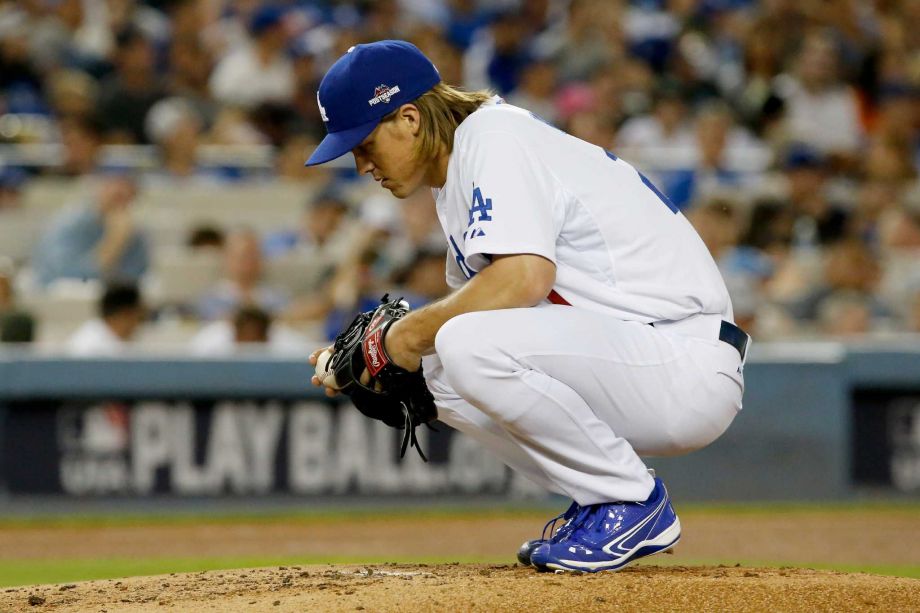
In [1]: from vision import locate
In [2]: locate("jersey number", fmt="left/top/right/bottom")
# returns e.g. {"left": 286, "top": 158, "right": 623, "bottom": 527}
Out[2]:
{"left": 605, "top": 150, "right": 678, "bottom": 214}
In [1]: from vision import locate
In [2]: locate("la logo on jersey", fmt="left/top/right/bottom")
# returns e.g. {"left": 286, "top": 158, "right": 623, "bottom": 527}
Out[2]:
{"left": 464, "top": 186, "right": 492, "bottom": 240}
{"left": 468, "top": 186, "right": 493, "bottom": 225}
{"left": 369, "top": 84, "right": 400, "bottom": 106}
{"left": 317, "top": 92, "right": 329, "bottom": 122}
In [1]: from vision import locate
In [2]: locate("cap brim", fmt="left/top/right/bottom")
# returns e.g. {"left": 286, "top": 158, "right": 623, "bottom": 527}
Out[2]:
{"left": 305, "top": 118, "right": 380, "bottom": 166}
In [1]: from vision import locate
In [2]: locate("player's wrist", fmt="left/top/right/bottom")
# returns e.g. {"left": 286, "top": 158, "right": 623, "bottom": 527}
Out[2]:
{"left": 385, "top": 319, "right": 422, "bottom": 371}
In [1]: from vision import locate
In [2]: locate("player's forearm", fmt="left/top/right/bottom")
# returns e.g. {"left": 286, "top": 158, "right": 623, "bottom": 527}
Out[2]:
{"left": 393, "top": 254, "right": 555, "bottom": 357}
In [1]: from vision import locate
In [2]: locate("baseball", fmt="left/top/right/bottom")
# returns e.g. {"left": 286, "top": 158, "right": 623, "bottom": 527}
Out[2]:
{"left": 314, "top": 349, "right": 341, "bottom": 390}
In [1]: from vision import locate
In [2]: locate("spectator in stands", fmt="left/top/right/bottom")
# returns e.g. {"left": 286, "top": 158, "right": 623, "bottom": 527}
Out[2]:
{"left": 870, "top": 85, "right": 919, "bottom": 156}
{"left": 166, "top": 35, "right": 218, "bottom": 127}
{"left": 483, "top": 11, "right": 531, "bottom": 95}
{"left": 463, "top": 8, "right": 535, "bottom": 94}
{"left": 535, "top": 0, "right": 619, "bottom": 83}
{"left": 734, "top": 24, "right": 784, "bottom": 138}
{"left": 690, "top": 199, "right": 776, "bottom": 334}
{"left": 286, "top": 41, "right": 324, "bottom": 138}
{"left": 565, "top": 108, "right": 617, "bottom": 149}
{"left": 208, "top": 107, "right": 267, "bottom": 146}
{"left": 196, "top": 227, "right": 289, "bottom": 321}
{"left": 321, "top": 240, "right": 390, "bottom": 342}
{"left": 421, "top": 37, "right": 465, "bottom": 89}
{"left": 233, "top": 306, "right": 271, "bottom": 344}
{"left": 743, "top": 198, "right": 796, "bottom": 259}
{"left": 95, "top": 26, "right": 165, "bottom": 143}
{"left": 656, "top": 103, "right": 747, "bottom": 210}
{"left": 56, "top": 117, "right": 104, "bottom": 177}
{"left": 45, "top": 69, "right": 98, "bottom": 123}
{"left": 144, "top": 97, "right": 210, "bottom": 182}
{"left": 189, "top": 305, "right": 307, "bottom": 356}
{"left": 688, "top": 199, "right": 744, "bottom": 264}
{"left": 851, "top": 180, "right": 904, "bottom": 247}
{"left": 862, "top": 137, "right": 918, "bottom": 185}
{"left": 313, "top": 189, "right": 445, "bottom": 336}
{"left": 779, "top": 144, "right": 851, "bottom": 248}
{"left": 616, "top": 83, "right": 694, "bottom": 154}
{"left": 445, "top": 0, "right": 491, "bottom": 50}
{"left": 361, "top": 187, "right": 445, "bottom": 278}
{"left": 390, "top": 248, "right": 451, "bottom": 309}
{"left": 0, "top": 257, "right": 35, "bottom": 344}
{"left": 32, "top": 171, "right": 149, "bottom": 287}
{"left": 67, "top": 283, "right": 145, "bottom": 356}
{"left": 275, "top": 134, "right": 330, "bottom": 184}
{"left": 0, "top": 8, "right": 44, "bottom": 110}
{"left": 208, "top": 4, "right": 294, "bottom": 110}
{"left": 163, "top": 0, "right": 206, "bottom": 43}
{"left": 776, "top": 30, "right": 863, "bottom": 162}
{"left": 262, "top": 188, "right": 354, "bottom": 261}
{"left": 790, "top": 239, "right": 891, "bottom": 324}
{"left": 506, "top": 59, "right": 559, "bottom": 126}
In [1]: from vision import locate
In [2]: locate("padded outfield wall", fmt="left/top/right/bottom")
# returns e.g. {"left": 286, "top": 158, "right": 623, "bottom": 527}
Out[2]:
{"left": 0, "top": 343, "right": 918, "bottom": 502}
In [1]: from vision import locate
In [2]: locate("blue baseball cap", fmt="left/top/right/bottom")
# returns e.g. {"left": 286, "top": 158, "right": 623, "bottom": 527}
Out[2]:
{"left": 305, "top": 40, "right": 441, "bottom": 166}
{"left": 249, "top": 4, "right": 285, "bottom": 35}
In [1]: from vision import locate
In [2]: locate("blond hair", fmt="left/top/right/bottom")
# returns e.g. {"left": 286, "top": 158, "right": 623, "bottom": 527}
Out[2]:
{"left": 382, "top": 83, "right": 493, "bottom": 161}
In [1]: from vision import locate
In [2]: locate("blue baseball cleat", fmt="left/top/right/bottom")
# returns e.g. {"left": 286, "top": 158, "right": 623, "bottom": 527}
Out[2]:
{"left": 516, "top": 501, "right": 581, "bottom": 566}
{"left": 530, "top": 478, "right": 680, "bottom": 573}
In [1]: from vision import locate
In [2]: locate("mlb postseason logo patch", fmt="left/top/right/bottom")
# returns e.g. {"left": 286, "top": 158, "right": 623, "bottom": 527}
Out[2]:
{"left": 369, "top": 84, "right": 400, "bottom": 106}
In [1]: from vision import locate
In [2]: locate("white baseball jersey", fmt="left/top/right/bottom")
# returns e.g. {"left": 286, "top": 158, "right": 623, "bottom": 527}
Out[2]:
{"left": 433, "top": 98, "right": 733, "bottom": 324}
{"left": 424, "top": 99, "right": 744, "bottom": 506}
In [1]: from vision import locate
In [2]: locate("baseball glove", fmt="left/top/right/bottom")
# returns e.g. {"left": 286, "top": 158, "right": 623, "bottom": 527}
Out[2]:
{"left": 326, "top": 294, "right": 438, "bottom": 460}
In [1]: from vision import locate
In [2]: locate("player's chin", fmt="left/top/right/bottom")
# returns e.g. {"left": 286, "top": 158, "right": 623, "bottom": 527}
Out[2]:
{"left": 384, "top": 181, "right": 420, "bottom": 199}
{"left": 380, "top": 180, "right": 407, "bottom": 198}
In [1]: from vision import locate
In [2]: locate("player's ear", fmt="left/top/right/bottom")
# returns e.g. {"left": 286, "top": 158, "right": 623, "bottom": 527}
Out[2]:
{"left": 398, "top": 104, "right": 421, "bottom": 136}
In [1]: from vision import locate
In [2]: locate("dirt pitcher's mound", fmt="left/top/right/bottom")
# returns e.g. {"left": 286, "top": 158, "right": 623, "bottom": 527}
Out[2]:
{"left": 3, "top": 564, "right": 918, "bottom": 613}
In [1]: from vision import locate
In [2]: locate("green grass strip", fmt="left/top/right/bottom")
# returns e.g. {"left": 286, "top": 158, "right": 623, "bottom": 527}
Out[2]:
{"left": 0, "top": 505, "right": 556, "bottom": 530}
{"left": 0, "top": 500, "right": 917, "bottom": 530}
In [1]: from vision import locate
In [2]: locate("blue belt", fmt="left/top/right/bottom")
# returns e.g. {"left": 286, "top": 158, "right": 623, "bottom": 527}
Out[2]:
{"left": 719, "top": 320, "right": 750, "bottom": 360}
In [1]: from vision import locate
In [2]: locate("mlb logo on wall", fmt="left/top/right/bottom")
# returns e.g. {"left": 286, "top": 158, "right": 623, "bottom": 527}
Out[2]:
{"left": 369, "top": 84, "right": 401, "bottom": 106}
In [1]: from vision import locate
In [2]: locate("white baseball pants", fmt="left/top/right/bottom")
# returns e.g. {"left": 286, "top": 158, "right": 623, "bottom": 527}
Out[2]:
{"left": 424, "top": 304, "right": 744, "bottom": 505}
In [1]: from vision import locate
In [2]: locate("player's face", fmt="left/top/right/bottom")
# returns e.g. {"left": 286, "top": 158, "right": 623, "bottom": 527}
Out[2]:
{"left": 352, "top": 106, "right": 428, "bottom": 198}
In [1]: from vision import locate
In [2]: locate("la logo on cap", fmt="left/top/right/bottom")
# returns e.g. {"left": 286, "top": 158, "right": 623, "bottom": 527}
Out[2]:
{"left": 369, "top": 84, "right": 401, "bottom": 106}
{"left": 317, "top": 92, "right": 329, "bottom": 122}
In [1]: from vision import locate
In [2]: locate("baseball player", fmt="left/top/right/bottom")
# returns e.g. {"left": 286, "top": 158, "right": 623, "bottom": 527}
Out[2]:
{"left": 306, "top": 40, "right": 748, "bottom": 572}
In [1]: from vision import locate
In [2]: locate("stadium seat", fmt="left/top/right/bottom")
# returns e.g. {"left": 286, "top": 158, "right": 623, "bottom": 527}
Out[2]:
{"left": 147, "top": 249, "right": 222, "bottom": 307}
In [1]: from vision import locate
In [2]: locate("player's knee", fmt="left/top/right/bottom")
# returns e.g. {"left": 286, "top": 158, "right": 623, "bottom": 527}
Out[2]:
{"left": 434, "top": 312, "right": 499, "bottom": 402}
{"left": 434, "top": 312, "right": 480, "bottom": 368}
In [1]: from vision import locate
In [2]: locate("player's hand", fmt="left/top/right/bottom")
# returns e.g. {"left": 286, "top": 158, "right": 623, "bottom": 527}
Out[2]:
{"left": 383, "top": 319, "right": 422, "bottom": 372}
{"left": 309, "top": 345, "right": 339, "bottom": 398}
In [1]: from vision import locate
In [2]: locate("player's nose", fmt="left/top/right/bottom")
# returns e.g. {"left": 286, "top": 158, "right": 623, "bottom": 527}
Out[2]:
{"left": 352, "top": 151, "right": 374, "bottom": 175}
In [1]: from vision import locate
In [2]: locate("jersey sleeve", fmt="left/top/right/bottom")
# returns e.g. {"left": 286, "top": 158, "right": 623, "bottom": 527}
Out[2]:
{"left": 456, "top": 130, "right": 560, "bottom": 265}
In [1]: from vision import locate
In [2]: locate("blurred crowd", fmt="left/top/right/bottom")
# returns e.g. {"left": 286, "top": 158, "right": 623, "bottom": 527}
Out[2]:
{"left": 1, "top": 0, "right": 919, "bottom": 354}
